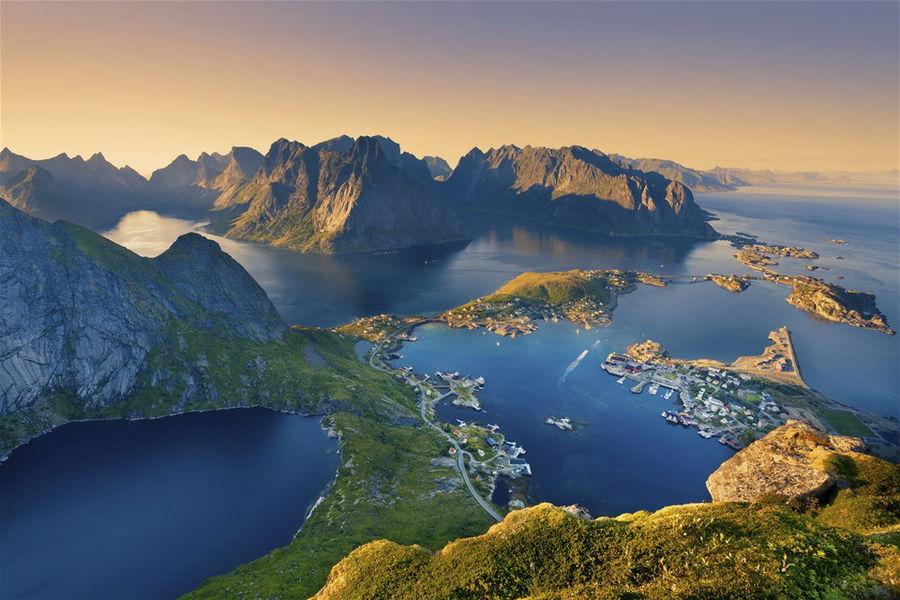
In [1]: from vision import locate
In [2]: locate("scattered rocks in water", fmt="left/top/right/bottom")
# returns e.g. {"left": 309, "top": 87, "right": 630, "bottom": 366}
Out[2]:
{"left": 545, "top": 416, "right": 574, "bottom": 431}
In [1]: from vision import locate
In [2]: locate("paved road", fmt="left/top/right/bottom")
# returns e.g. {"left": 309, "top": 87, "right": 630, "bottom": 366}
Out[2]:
{"left": 370, "top": 327, "right": 503, "bottom": 523}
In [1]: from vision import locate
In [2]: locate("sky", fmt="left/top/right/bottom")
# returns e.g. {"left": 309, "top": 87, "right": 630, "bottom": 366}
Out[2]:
{"left": 2, "top": 1, "right": 898, "bottom": 175}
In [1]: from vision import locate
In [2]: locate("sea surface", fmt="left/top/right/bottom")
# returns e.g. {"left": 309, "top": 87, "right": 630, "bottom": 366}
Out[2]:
{"left": 0, "top": 409, "right": 338, "bottom": 600}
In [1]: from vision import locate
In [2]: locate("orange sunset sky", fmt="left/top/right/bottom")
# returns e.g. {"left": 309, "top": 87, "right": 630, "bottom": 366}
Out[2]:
{"left": 2, "top": 1, "right": 898, "bottom": 175}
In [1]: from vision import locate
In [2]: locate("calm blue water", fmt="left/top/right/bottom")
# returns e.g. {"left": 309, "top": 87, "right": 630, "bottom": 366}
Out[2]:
{"left": 398, "top": 321, "right": 734, "bottom": 515}
{"left": 0, "top": 409, "right": 338, "bottom": 600}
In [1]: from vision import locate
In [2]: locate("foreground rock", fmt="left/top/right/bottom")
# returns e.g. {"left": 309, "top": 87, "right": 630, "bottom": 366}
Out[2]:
{"left": 706, "top": 420, "right": 866, "bottom": 503}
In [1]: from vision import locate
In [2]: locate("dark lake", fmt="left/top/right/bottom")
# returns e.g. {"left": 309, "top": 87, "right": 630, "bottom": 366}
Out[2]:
{"left": 0, "top": 409, "right": 339, "bottom": 600}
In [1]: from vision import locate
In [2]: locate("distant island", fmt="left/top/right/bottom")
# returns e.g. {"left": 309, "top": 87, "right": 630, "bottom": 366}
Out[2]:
{"left": 731, "top": 242, "right": 894, "bottom": 334}
{"left": 610, "top": 152, "right": 899, "bottom": 192}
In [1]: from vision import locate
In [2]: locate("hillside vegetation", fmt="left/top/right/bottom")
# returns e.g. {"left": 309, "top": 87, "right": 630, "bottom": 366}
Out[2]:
{"left": 490, "top": 270, "right": 613, "bottom": 305}
{"left": 315, "top": 502, "right": 895, "bottom": 600}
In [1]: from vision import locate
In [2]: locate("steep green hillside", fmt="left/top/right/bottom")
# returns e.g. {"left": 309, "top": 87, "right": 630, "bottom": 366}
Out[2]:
{"left": 315, "top": 501, "right": 897, "bottom": 600}
{"left": 313, "top": 423, "right": 900, "bottom": 600}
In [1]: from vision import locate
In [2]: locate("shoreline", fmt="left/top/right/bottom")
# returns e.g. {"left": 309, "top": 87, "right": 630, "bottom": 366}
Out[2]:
{"left": 0, "top": 404, "right": 330, "bottom": 465}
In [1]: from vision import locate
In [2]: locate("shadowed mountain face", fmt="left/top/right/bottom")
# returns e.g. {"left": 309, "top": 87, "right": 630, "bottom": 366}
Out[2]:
{"left": 0, "top": 199, "right": 285, "bottom": 419}
{"left": 209, "top": 136, "right": 469, "bottom": 253}
{"left": 447, "top": 145, "right": 717, "bottom": 237}
{"left": 0, "top": 148, "right": 148, "bottom": 227}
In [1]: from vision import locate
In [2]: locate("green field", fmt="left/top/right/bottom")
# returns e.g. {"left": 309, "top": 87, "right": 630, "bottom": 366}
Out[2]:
{"left": 820, "top": 408, "right": 876, "bottom": 438}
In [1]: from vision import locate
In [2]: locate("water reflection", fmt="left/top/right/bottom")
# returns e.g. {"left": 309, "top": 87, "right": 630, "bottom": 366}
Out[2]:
{"left": 103, "top": 213, "right": 709, "bottom": 327}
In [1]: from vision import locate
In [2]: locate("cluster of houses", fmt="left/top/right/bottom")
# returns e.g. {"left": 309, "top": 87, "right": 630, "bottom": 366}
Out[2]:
{"left": 603, "top": 354, "right": 789, "bottom": 450}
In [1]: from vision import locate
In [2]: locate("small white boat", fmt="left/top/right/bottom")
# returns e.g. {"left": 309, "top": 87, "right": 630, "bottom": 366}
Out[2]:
{"left": 616, "top": 376, "right": 626, "bottom": 384}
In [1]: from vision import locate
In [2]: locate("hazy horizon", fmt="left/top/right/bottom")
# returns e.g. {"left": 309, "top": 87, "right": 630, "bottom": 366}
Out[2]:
{"left": 2, "top": 1, "right": 898, "bottom": 175}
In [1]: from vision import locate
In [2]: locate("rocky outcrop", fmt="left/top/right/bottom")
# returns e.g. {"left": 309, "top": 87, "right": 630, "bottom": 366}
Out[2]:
{"left": 786, "top": 280, "right": 894, "bottom": 335}
{"left": 707, "top": 274, "right": 751, "bottom": 292}
{"left": 0, "top": 199, "right": 285, "bottom": 414}
{"left": 446, "top": 145, "right": 717, "bottom": 237}
{"left": 212, "top": 136, "right": 468, "bottom": 253}
{"left": 706, "top": 420, "right": 866, "bottom": 503}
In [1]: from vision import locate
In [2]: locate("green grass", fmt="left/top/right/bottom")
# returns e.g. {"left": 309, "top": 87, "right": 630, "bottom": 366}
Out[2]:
{"left": 490, "top": 270, "right": 611, "bottom": 305}
{"left": 815, "top": 452, "right": 900, "bottom": 535}
{"left": 316, "top": 502, "right": 892, "bottom": 600}
{"left": 819, "top": 408, "right": 876, "bottom": 438}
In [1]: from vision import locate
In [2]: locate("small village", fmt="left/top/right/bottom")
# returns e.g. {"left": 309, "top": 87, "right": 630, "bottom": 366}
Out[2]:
{"left": 602, "top": 348, "right": 791, "bottom": 450}
{"left": 363, "top": 328, "right": 535, "bottom": 497}
{"left": 442, "top": 295, "right": 610, "bottom": 337}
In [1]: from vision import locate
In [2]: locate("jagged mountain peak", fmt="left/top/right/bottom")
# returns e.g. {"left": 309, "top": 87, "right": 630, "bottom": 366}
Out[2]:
{"left": 447, "top": 143, "right": 716, "bottom": 237}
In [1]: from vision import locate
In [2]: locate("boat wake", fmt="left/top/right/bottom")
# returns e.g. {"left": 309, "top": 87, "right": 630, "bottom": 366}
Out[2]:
{"left": 559, "top": 349, "right": 590, "bottom": 385}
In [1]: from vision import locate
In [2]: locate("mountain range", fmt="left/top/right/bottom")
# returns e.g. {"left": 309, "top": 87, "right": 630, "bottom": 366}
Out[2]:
{"left": 1, "top": 138, "right": 742, "bottom": 252}
{"left": 448, "top": 145, "right": 716, "bottom": 237}
{"left": 611, "top": 153, "right": 900, "bottom": 192}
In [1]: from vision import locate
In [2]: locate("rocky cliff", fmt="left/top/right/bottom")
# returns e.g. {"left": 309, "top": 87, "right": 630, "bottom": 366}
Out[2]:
{"left": 1, "top": 200, "right": 410, "bottom": 458}
{"left": 706, "top": 420, "right": 868, "bottom": 503}
{"left": 423, "top": 156, "right": 452, "bottom": 180}
{"left": 446, "top": 145, "right": 717, "bottom": 237}
{"left": 0, "top": 199, "right": 285, "bottom": 416}
{"left": 210, "top": 136, "right": 468, "bottom": 253}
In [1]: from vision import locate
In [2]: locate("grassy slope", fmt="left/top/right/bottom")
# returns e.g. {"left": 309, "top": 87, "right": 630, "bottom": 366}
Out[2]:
{"left": 490, "top": 270, "right": 612, "bottom": 305}
{"left": 316, "top": 501, "right": 896, "bottom": 600}
{"left": 2, "top": 320, "right": 496, "bottom": 599}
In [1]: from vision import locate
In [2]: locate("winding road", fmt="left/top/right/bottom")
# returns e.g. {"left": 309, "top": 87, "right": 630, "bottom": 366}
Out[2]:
{"left": 369, "top": 326, "right": 504, "bottom": 523}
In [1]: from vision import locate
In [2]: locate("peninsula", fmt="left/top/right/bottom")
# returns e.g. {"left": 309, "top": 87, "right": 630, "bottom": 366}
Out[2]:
{"left": 602, "top": 327, "right": 899, "bottom": 458}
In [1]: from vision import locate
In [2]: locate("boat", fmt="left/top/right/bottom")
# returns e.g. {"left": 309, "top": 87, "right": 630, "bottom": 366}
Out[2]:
{"left": 616, "top": 376, "right": 625, "bottom": 384}
{"left": 649, "top": 383, "right": 659, "bottom": 395}
{"left": 664, "top": 389, "right": 673, "bottom": 399}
